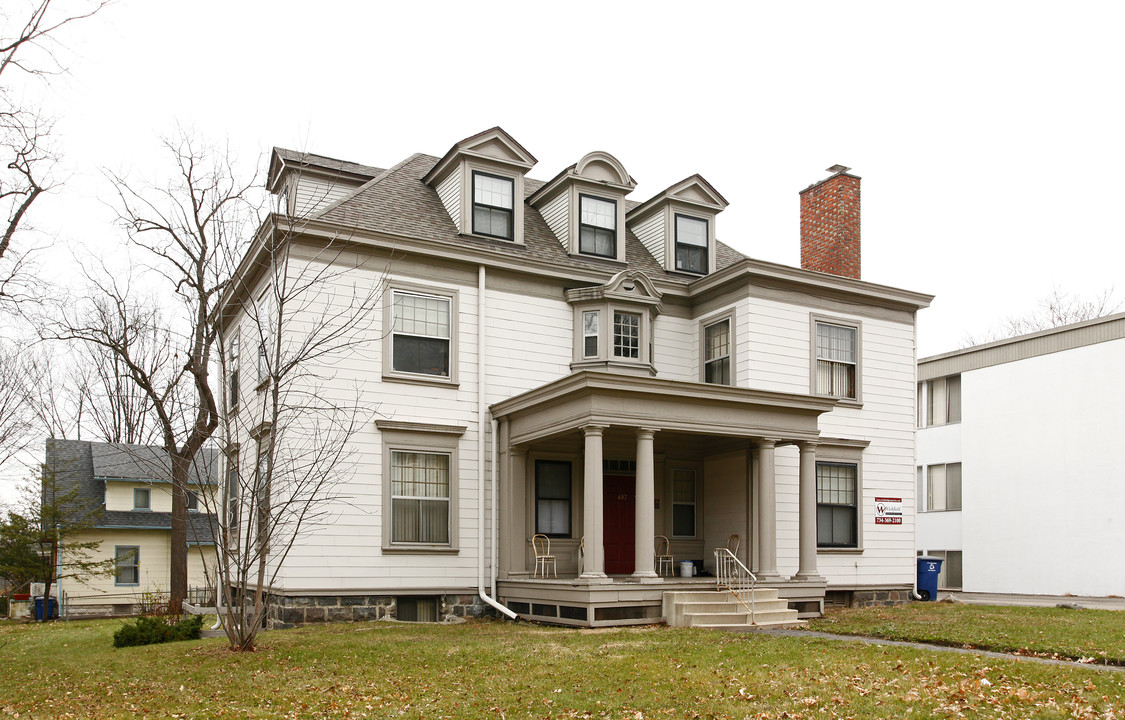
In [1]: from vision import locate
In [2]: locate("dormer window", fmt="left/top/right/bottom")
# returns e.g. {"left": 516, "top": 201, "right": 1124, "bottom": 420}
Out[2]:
{"left": 472, "top": 171, "right": 514, "bottom": 240}
{"left": 675, "top": 215, "right": 709, "bottom": 274}
{"left": 579, "top": 195, "right": 616, "bottom": 258}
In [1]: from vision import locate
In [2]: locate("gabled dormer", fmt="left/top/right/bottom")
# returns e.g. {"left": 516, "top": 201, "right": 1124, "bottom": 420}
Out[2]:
{"left": 422, "top": 127, "right": 537, "bottom": 244}
{"left": 527, "top": 151, "right": 636, "bottom": 263}
{"left": 565, "top": 270, "right": 663, "bottom": 376}
{"left": 625, "top": 175, "right": 729, "bottom": 276}
{"left": 267, "top": 148, "right": 384, "bottom": 218}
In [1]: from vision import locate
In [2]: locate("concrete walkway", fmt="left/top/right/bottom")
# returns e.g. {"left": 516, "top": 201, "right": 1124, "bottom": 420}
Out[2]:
{"left": 761, "top": 627, "right": 1125, "bottom": 673}
{"left": 939, "top": 591, "right": 1125, "bottom": 611}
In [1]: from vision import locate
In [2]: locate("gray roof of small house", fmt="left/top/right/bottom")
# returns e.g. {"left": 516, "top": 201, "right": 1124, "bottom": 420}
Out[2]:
{"left": 44, "top": 439, "right": 218, "bottom": 544}
{"left": 305, "top": 152, "right": 747, "bottom": 284}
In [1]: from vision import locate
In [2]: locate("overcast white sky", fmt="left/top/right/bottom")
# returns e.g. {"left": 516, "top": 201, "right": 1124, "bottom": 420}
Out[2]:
{"left": 15, "top": 0, "right": 1125, "bottom": 360}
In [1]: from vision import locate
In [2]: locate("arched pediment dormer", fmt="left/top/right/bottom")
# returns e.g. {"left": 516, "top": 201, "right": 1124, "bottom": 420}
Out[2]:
{"left": 564, "top": 271, "right": 663, "bottom": 377}
{"left": 574, "top": 151, "right": 636, "bottom": 190}
{"left": 528, "top": 150, "right": 637, "bottom": 263}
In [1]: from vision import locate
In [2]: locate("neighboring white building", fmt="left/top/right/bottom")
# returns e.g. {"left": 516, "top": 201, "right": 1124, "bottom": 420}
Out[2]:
{"left": 917, "top": 312, "right": 1125, "bottom": 597}
{"left": 221, "top": 128, "right": 932, "bottom": 626}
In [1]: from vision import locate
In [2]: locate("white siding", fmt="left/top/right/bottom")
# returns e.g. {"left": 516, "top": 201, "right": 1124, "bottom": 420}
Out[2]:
{"left": 631, "top": 212, "right": 665, "bottom": 265}
{"left": 436, "top": 172, "right": 462, "bottom": 229}
{"left": 64, "top": 530, "right": 214, "bottom": 606}
{"left": 958, "top": 338, "right": 1125, "bottom": 596}
{"left": 293, "top": 176, "right": 362, "bottom": 217}
{"left": 540, "top": 192, "right": 569, "bottom": 251}
{"left": 653, "top": 314, "right": 694, "bottom": 381}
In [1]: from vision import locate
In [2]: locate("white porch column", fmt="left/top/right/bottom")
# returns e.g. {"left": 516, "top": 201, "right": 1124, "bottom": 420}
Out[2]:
{"left": 507, "top": 444, "right": 528, "bottom": 576}
{"left": 795, "top": 440, "right": 823, "bottom": 581}
{"left": 756, "top": 438, "right": 781, "bottom": 581}
{"left": 581, "top": 424, "right": 609, "bottom": 579}
{"left": 632, "top": 428, "right": 659, "bottom": 579}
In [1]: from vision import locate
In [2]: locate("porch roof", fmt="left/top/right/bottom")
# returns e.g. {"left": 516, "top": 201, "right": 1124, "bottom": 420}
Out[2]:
{"left": 490, "top": 371, "right": 838, "bottom": 446}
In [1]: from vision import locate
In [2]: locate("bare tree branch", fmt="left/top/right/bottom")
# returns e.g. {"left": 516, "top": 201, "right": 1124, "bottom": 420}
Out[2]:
{"left": 962, "top": 286, "right": 1122, "bottom": 347}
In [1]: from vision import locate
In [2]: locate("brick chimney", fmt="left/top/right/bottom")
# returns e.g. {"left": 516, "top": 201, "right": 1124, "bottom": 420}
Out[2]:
{"left": 800, "top": 165, "right": 861, "bottom": 279}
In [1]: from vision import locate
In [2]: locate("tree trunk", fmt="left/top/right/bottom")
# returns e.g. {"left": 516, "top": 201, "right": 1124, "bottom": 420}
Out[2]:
{"left": 169, "top": 452, "right": 189, "bottom": 616}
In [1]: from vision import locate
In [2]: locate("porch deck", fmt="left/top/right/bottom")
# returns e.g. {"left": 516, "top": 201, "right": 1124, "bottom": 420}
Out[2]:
{"left": 498, "top": 575, "right": 826, "bottom": 627}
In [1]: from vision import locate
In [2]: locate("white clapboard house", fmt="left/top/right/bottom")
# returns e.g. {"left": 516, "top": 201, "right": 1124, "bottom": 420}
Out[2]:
{"left": 219, "top": 128, "right": 932, "bottom": 627}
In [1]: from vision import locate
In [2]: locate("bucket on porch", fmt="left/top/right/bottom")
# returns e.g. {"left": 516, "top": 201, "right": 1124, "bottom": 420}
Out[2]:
{"left": 679, "top": 561, "right": 694, "bottom": 578}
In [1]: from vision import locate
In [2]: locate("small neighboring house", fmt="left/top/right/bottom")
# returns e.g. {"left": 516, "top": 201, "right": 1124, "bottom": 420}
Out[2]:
{"left": 916, "top": 312, "right": 1125, "bottom": 596}
{"left": 220, "top": 127, "right": 933, "bottom": 627}
{"left": 43, "top": 439, "right": 218, "bottom": 616}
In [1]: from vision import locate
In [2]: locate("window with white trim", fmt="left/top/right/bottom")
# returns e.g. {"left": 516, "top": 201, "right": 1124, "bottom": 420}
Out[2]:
{"left": 815, "top": 321, "right": 857, "bottom": 399}
{"left": 579, "top": 195, "right": 616, "bottom": 258}
{"left": 671, "top": 469, "right": 697, "bottom": 537}
{"left": 535, "top": 460, "right": 571, "bottom": 537}
{"left": 675, "top": 215, "right": 708, "bottom": 274}
{"left": 391, "top": 451, "right": 450, "bottom": 544}
{"left": 582, "top": 310, "right": 600, "bottom": 358}
{"left": 704, "top": 318, "right": 731, "bottom": 385}
{"left": 816, "top": 463, "right": 857, "bottom": 548}
{"left": 256, "top": 288, "right": 273, "bottom": 384}
{"left": 392, "top": 291, "right": 451, "bottom": 377}
{"left": 920, "top": 375, "right": 961, "bottom": 427}
{"left": 115, "top": 546, "right": 139, "bottom": 586}
{"left": 133, "top": 488, "right": 151, "bottom": 511}
{"left": 187, "top": 490, "right": 199, "bottom": 512}
{"left": 472, "top": 171, "right": 514, "bottom": 240}
{"left": 613, "top": 312, "right": 640, "bottom": 359}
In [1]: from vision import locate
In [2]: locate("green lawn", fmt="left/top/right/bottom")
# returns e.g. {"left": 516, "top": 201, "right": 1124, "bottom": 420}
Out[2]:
{"left": 809, "top": 603, "right": 1125, "bottom": 666}
{"left": 1, "top": 617, "right": 1123, "bottom": 719}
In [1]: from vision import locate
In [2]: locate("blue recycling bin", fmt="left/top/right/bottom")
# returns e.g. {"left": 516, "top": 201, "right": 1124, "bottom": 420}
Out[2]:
{"left": 33, "top": 596, "right": 58, "bottom": 620}
{"left": 916, "top": 556, "right": 943, "bottom": 601}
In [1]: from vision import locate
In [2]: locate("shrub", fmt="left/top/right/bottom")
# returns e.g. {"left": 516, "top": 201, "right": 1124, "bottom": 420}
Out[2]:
{"left": 113, "top": 615, "right": 203, "bottom": 648}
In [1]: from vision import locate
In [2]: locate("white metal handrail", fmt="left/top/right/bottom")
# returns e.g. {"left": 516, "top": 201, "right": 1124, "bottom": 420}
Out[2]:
{"left": 714, "top": 547, "right": 757, "bottom": 624}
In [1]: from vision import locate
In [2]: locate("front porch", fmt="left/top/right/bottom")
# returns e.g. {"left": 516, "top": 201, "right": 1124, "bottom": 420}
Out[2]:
{"left": 491, "top": 371, "right": 849, "bottom": 627}
{"left": 498, "top": 575, "right": 828, "bottom": 627}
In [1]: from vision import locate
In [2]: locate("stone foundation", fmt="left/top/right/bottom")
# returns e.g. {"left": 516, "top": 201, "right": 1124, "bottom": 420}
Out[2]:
{"left": 851, "top": 589, "right": 912, "bottom": 608}
{"left": 266, "top": 592, "right": 491, "bottom": 628}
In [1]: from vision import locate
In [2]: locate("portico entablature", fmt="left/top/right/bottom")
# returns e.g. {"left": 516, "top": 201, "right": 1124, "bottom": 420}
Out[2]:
{"left": 490, "top": 370, "right": 838, "bottom": 447}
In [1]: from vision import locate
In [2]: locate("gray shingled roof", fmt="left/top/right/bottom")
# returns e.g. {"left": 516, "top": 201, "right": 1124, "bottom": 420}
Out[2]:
{"left": 274, "top": 148, "right": 385, "bottom": 179}
{"left": 44, "top": 439, "right": 217, "bottom": 545}
{"left": 314, "top": 153, "right": 747, "bottom": 283}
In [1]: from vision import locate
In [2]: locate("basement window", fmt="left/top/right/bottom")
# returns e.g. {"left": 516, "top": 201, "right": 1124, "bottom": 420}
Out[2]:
{"left": 397, "top": 596, "right": 439, "bottom": 622}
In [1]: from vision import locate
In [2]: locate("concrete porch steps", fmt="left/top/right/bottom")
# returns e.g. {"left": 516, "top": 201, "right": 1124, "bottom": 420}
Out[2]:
{"left": 663, "top": 589, "right": 805, "bottom": 630}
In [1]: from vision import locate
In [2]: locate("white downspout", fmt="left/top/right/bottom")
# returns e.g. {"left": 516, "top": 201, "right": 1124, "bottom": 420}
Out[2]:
{"left": 477, "top": 264, "right": 517, "bottom": 620}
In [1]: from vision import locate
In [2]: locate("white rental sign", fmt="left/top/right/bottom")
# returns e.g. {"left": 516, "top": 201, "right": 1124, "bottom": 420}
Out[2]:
{"left": 874, "top": 497, "right": 903, "bottom": 525}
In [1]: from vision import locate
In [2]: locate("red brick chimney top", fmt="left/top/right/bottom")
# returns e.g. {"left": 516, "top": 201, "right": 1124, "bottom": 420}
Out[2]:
{"left": 800, "top": 166, "right": 861, "bottom": 280}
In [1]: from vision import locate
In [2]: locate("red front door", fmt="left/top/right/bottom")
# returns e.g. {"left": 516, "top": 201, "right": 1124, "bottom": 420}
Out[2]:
{"left": 603, "top": 475, "right": 635, "bottom": 574}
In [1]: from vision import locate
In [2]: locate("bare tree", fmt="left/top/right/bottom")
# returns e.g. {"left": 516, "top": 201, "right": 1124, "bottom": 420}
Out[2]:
{"left": 0, "top": 341, "right": 41, "bottom": 469}
{"left": 1, "top": 0, "right": 109, "bottom": 310}
{"left": 202, "top": 161, "right": 384, "bottom": 650}
{"left": 48, "top": 133, "right": 257, "bottom": 614}
{"left": 963, "top": 287, "right": 1122, "bottom": 347}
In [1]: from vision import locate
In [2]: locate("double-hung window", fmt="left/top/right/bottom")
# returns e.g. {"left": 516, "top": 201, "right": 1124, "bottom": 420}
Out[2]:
{"left": 392, "top": 291, "right": 451, "bottom": 377}
{"left": 613, "top": 312, "right": 640, "bottom": 359}
{"left": 391, "top": 451, "right": 450, "bottom": 544}
{"left": 535, "top": 460, "right": 571, "bottom": 537}
{"left": 675, "top": 215, "right": 709, "bottom": 274}
{"left": 115, "top": 546, "right": 139, "bottom": 586}
{"left": 926, "top": 463, "right": 962, "bottom": 511}
{"left": 671, "top": 469, "right": 697, "bottom": 537}
{"left": 133, "top": 488, "right": 151, "bottom": 511}
{"left": 816, "top": 463, "right": 857, "bottom": 548}
{"left": 704, "top": 319, "right": 731, "bottom": 385}
{"left": 472, "top": 171, "right": 514, "bottom": 240}
{"left": 582, "top": 310, "right": 600, "bottom": 358}
{"left": 815, "top": 321, "right": 857, "bottom": 399}
{"left": 186, "top": 490, "right": 199, "bottom": 512}
{"left": 227, "top": 333, "right": 239, "bottom": 408}
{"left": 579, "top": 195, "right": 616, "bottom": 258}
